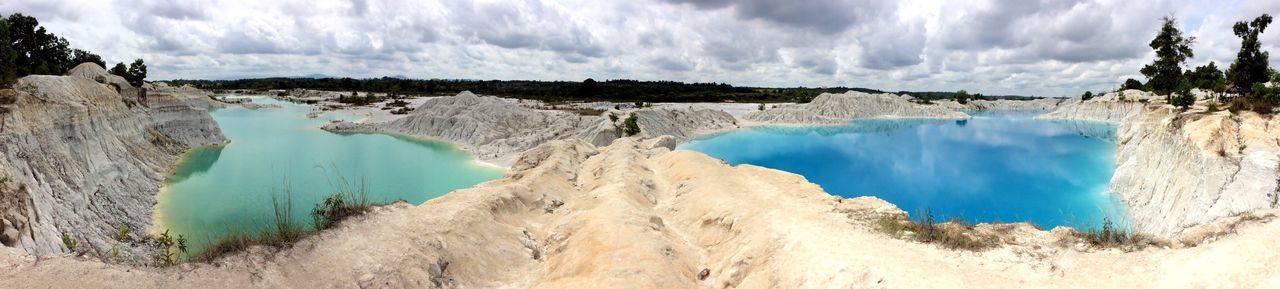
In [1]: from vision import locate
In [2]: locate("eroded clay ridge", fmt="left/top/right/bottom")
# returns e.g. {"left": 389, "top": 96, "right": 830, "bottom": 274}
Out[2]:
{"left": 0, "top": 63, "right": 227, "bottom": 258}
{"left": 3, "top": 138, "right": 1278, "bottom": 288}
{"left": 1040, "top": 89, "right": 1280, "bottom": 237}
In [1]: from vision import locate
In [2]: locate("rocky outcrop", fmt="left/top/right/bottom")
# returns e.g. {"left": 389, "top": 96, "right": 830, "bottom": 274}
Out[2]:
{"left": 744, "top": 91, "right": 970, "bottom": 124}
{"left": 1039, "top": 90, "right": 1280, "bottom": 237}
{"left": 4, "top": 138, "right": 1280, "bottom": 288}
{"left": 0, "top": 64, "right": 226, "bottom": 259}
{"left": 324, "top": 91, "right": 740, "bottom": 166}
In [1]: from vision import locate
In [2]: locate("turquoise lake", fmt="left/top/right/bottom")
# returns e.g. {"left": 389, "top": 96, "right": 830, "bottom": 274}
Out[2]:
{"left": 155, "top": 97, "right": 505, "bottom": 251}
{"left": 679, "top": 111, "right": 1127, "bottom": 230}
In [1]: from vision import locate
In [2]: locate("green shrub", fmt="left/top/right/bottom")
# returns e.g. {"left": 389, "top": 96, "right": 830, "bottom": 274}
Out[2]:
{"left": 60, "top": 232, "right": 76, "bottom": 251}
{"left": 311, "top": 185, "right": 371, "bottom": 230}
{"left": 608, "top": 112, "right": 618, "bottom": 122}
{"left": 954, "top": 90, "right": 969, "bottom": 104}
{"left": 116, "top": 225, "right": 130, "bottom": 241}
{"left": 622, "top": 113, "right": 640, "bottom": 136}
{"left": 1081, "top": 91, "right": 1094, "bottom": 101}
{"left": 758, "top": 103, "right": 765, "bottom": 111}
{"left": 153, "top": 229, "right": 188, "bottom": 266}
{"left": 1169, "top": 85, "right": 1195, "bottom": 109}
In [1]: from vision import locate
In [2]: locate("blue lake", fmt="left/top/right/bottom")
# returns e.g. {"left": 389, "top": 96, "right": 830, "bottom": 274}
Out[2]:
{"left": 679, "top": 111, "right": 1126, "bottom": 230}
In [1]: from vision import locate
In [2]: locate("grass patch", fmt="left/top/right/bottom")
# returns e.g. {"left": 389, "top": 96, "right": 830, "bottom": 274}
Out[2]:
{"left": 60, "top": 232, "right": 77, "bottom": 252}
{"left": 876, "top": 209, "right": 999, "bottom": 251}
{"left": 188, "top": 185, "right": 308, "bottom": 262}
{"left": 1074, "top": 216, "right": 1164, "bottom": 251}
{"left": 311, "top": 172, "right": 375, "bottom": 230}
{"left": 188, "top": 171, "right": 387, "bottom": 263}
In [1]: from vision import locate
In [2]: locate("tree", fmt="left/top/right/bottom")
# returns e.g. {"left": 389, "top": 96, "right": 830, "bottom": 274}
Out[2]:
{"left": 1140, "top": 17, "right": 1195, "bottom": 96}
{"left": 125, "top": 59, "right": 147, "bottom": 86}
{"left": 109, "top": 62, "right": 127, "bottom": 77}
{"left": 5, "top": 13, "right": 72, "bottom": 76}
{"left": 1121, "top": 78, "right": 1145, "bottom": 91}
{"left": 1227, "top": 14, "right": 1272, "bottom": 94}
{"left": 1186, "top": 61, "right": 1226, "bottom": 91}
{"left": 622, "top": 112, "right": 640, "bottom": 136}
{"left": 1082, "top": 91, "right": 1094, "bottom": 101}
{"left": 68, "top": 49, "right": 104, "bottom": 69}
{"left": 575, "top": 78, "right": 599, "bottom": 98}
{"left": 954, "top": 90, "right": 969, "bottom": 104}
{"left": 0, "top": 19, "right": 16, "bottom": 87}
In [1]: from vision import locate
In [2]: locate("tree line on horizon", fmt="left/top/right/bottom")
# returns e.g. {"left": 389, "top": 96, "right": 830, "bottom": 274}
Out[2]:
{"left": 0, "top": 13, "right": 148, "bottom": 88}
{"left": 168, "top": 76, "right": 1042, "bottom": 104}
{"left": 1087, "top": 14, "right": 1278, "bottom": 112}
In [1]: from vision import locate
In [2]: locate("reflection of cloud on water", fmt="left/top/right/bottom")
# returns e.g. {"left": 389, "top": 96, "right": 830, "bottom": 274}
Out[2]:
{"left": 681, "top": 113, "right": 1122, "bottom": 229}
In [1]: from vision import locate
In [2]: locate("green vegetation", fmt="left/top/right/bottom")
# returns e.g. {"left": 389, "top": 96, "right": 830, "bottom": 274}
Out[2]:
{"left": 608, "top": 112, "right": 618, "bottom": 123}
{"left": 757, "top": 103, "right": 765, "bottom": 111}
{"left": 1122, "top": 14, "right": 1275, "bottom": 114}
{"left": 108, "top": 59, "right": 148, "bottom": 87}
{"left": 1076, "top": 217, "right": 1163, "bottom": 251}
{"left": 60, "top": 232, "right": 76, "bottom": 251}
{"left": 190, "top": 174, "right": 389, "bottom": 263}
{"left": 1186, "top": 61, "right": 1227, "bottom": 91}
{"left": 1121, "top": 78, "right": 1145, "bottom": 91}
{"left": 954, "top": 90, "right": 969, "bottom": 104}
{"left": 0, "top": 13, "right": 146, "bottom": 87}
{"left": 191, "top": 186, "right": 307, "bottom": 262}
{"left": 1169, "top": 84, "right": 1195, "bottom": 109}
{"left": 153, "top": 229, "right": 188, "bottom": 266}
{"left": 622, "top": 112, "right": 640, "bottom": 136}
{"left": 166, "top": 77, "right": 1040, "bottom": 104}
{"left": 1081, "top": 91, "right": 1094, "bottom": 101}
{"left": 0, "top": 20, "right": 15, "bottom": 87}
{"left": 1140, "top": 17, "right": 1196, "bottom": 96}
{"left": 0, "top": 13, "right": 132, "bottom": 84}
{"left": 876, "top": 210, "right": 998, "bottom": 251}
{"left": 310, "top": 174, "right": 373, "bottom": 230}
{"left": 1227, "top": 14, "right": 1272, "bottom": 94}
{"left": 116, "top": 225, "right": 130, "bottom": 241}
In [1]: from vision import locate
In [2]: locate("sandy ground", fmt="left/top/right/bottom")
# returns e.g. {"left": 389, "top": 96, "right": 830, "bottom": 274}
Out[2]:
{"left": 2, "top": 138, "right": 1278, "bottom": 288}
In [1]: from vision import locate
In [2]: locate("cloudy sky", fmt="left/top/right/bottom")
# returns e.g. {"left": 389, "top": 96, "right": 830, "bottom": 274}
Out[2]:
{"left": 3, "top": 0, "right": 1279, "bottom": 96}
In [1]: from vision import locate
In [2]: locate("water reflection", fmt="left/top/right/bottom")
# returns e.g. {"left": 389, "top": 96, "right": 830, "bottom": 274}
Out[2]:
{"left": 680, "top": 112, "right": 1124, "bottom": 230}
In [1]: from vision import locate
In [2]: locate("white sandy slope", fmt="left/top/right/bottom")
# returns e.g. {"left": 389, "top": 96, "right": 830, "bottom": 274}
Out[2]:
{"left": 2, "top": 138, "right": 1279, "bottom": 288}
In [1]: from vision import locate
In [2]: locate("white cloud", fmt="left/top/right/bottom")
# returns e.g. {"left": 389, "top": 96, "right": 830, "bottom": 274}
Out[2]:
{"left": 1, "top": 0, "right": 1278, "bottom": 96}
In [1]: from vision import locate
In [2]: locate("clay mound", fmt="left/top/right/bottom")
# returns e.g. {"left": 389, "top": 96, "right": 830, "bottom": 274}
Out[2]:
{"left": 745, "top": 91, "right": 970, "bottom": 124}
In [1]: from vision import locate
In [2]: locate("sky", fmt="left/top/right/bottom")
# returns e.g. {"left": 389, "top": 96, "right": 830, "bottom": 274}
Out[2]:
{"left": 2, "top": 0, "right": 1279, "bottom": 97}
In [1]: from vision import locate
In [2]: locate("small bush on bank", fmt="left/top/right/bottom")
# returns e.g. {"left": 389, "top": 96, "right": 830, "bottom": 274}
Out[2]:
{"left": 623, "top": 113, "right": 641, "bottom": 136}
{"left": 153, "top": 229, "right": 188, "bottom": 266}
{"left": 876, "top": 209, "right": 999, "bottom": 251}
{"left": 1075, "top": 217, "right": 1164, "bottom": 251}
{"left": 191, "top": 172, "right": 388, "bottom": 263}
{"left": 311, "top": 174, "right": 373, "bottom": 231}
{"left": 60, "top": 232, "right": 76, "bottom": 251}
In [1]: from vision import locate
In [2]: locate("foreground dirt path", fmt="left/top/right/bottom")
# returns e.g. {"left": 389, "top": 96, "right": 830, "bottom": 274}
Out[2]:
{"left": 3, "top": 138, "right": 1278, "bottom": 288}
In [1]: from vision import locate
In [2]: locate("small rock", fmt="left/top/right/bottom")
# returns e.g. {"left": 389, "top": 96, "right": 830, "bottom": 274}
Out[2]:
{"left": 1, "top": 219, "right": 18, "bottom": 247}
{"left": 697, "top": 268, "right": 710, "bottom": 280}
